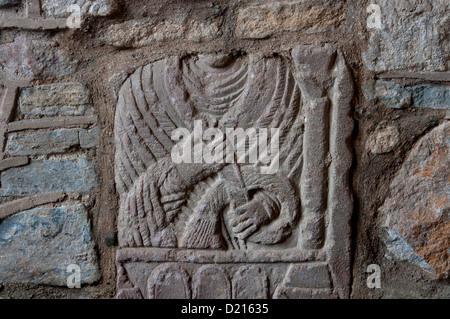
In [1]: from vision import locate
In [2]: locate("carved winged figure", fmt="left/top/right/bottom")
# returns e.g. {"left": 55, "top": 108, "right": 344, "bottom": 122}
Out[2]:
{"left": 115, "top": 51, "right": 343, "bottom": 250}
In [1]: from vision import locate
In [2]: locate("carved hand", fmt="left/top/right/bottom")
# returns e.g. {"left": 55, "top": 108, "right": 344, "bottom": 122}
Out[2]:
{"left": 229, "top": 193, "right": 277, "bottom": 240}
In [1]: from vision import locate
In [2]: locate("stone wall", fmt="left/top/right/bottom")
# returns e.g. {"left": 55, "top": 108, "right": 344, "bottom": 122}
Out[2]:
{"left": 0, "top": 0, "right": 448, "bottom": 299}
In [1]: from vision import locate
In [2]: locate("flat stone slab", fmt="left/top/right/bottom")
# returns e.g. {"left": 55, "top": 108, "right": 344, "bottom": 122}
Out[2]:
{"left": 235, "top": 0, "right": 344, "bottom": 39}
{"left": 102, "top": 17, "right": 223, "bottom": 48}
{"left": 79, "top": 126, "right": 100, "bottom": 149}
{"left": 114, "top": 48, "right": 353, "bottom": 298}
{"left": 7, "top": 127, "right": 99, "bottom": 156}
{"left": 365, "top": 80, "right": 450, "bottom": 110}
{"left": 0, "top": 204, "right": 100, "bottom": 286}
{"left": 19, "top": 83, "right": 92, "bottom": 116}
{"left": 0, "top": 158, "right": 99, "bottom": 197}
{"left": 8, "top": 129, "right": 79, "bottom": 156}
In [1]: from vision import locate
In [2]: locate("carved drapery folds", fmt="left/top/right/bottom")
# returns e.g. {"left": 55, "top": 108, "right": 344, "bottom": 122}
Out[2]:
{"left": 115, "top": 45, "right": 353, "bottom": 299}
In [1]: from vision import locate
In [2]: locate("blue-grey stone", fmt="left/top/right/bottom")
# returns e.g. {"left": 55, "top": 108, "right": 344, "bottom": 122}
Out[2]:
{"left": 0, "top": 204, "right": 100, "bottom": 285}
{"left": 79, "top": 127, "right": 100, "bottom": 149}
{"left": 8, "top": 129, "right": 80, "bottom": 156}
{"left": 0, "top": 159, "right": 99, "bottom": 197}
{"left": 0, "top": 0, "right": 21, "bottom": 7}
{"left": 365, "top": 80, "right": 450, "bottom": 110}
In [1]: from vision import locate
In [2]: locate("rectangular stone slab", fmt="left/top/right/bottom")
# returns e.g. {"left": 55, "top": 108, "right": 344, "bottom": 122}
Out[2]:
{"left": 114, "top": 47, "right": 353, "bottom": 299}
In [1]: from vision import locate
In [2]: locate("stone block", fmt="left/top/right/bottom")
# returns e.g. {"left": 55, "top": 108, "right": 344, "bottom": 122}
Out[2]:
{"left": 19, "top": 83, "right": 92, "bottom": 116}
{"left": 8, "top": 129, "right": 79, "bottom": 156}
{"left": 0, "top": 204, "right": 100, "bottom": 286}
{"left": 365, "top": 80, "right": 450, "bottom": 110}
{"left": 236, "top": 1, "right": 344, "bottom": 39}
{"left": 114, "top": 48, "right": 353, "bottom": 299}
{"left": 0, "top": 35, "right": 77, "bottom": 79}
{"left": 0, "top": 158, "right": 99, "bottom": 197}
{"left": 79, "top": 126, "right": 100, "bottom": 149}
{"left": 363, "top": 0, "right": 449, "bottom": 72}
{"left": 102, "top": 17, "right": 223, "bottom": 48}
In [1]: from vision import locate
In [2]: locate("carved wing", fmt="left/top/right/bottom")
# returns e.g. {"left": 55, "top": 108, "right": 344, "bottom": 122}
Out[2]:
{"left": 115, "top": 62, "right": 189, "bottom": 196}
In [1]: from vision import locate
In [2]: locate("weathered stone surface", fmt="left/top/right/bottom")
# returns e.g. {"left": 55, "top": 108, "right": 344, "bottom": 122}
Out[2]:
{"left": 365, "top": 80, "right": 450, "bottom": 110}
{"left": 236, "top": 1, "right": 344, "bottom": 39}
{"left": 193, "top": 265, "right": 231, "bottom": 299}
{"left": 0, "top": 192, "right": 65, "bottom": 220}
{"left": 7, "top": 116, "right": 98, "bottom": 132}
{"left": 380, "top": 121, "right": 449, "bottom": 278}
{"left": 102, "top": 17, "right": 223, "bottom": 48}
{"left": 79, "top": 126, "right": 100, "bottom": 149}
{"left": 363, "top": 0, "right": 450, "bottom": 72}
{"left": 114, "top": 48, "right": 353, "bottom": 299}
{"left": 0, "top": 36, "right": 77, "bottom": 79}
{"left": 283, "top": 263, "right": 332, "bottom": 289}
{"left": 0, "top": 158, "right": 99, "bottom": 197}
{"left": 41, "top": 0, "right": 118, "bottom": 18}
{"left": 232, "top": 266, "right": 268, "bottom": 299}
{"left": 366, "top": 125, "right": 400, "bottom": 154}
{"left": 7, "top": 127, "right": 99, "bottom": 155}
{"left": 0, "top": 204, "right": 100, "bottom": 286}
{"left": 148, "top": 264, "right": 191, "bottom": 299}
{"left": 8, "top": 129, "right": 79, "bottom": 156}
{"left": 19, "top": 83, "right": 92, "bottom": 116}
{"left": 0, "top": 156, "right": 28, "bottom": 172}
{"left": 0, "top": 0, "right": 20, "bottom": 7}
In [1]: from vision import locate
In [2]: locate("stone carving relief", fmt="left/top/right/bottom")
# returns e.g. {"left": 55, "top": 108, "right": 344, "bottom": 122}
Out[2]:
{"left": 115, "top": 45, "right": 354, "bottom": 299}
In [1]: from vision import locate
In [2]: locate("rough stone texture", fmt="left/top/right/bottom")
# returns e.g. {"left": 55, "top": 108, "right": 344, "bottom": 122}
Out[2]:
{"left": 0, "top": 35, "right": 77, "bottom": 79}
{"left": 0, "top": 158, "right": 99, "bottom": 197}
{"left": 0, "top": 0, "right": 20, "bottom": 7}
{"left": 114, "top": 48, "right": 353, "bottom": 299}
{"left": 19, "top": 83, "right": 92, "bottom": 116}
{"left": 363, "top": 0, "right": 450, "bottom": 72}
{"left": 0, "top": 192, "right": 65, "bottom": 220}
{"left": 0, "top": 0, "right": 449, "bottom": 300}
{"left": 283, "top": 264, "right": 332, "bottom": 289}
{"left": 366, "top": 125, "right": 400, "bottom": 154}
{"left": 79, "top": 126, "right": 100, "bottom": 149}
{"left": 7, "top": 127, "right": 98, "bottom": 155}
{"left": 41, "top": 0, "right": 119, "bottom": 18}
{"left": 102, "top": 17, "right": 223, "bottom": 48}
{"left": 380, "top": 121, "right": 449, "bottom": 278}
{"left": 365, "top": 80, "right": 450, "bottom": 110}
{"left": 236, "top": 0, "right": 344, "bottom": 39}
{"left": 8, "top": 129, "right": 79, "bottom": 156}
{"left": 0, "top": 204, "right": 100, "bottom": 285}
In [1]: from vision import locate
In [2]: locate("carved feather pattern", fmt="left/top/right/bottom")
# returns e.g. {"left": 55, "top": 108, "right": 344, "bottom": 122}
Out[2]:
{"left": 115, "top": 54, "right": 304, "bottom": 248}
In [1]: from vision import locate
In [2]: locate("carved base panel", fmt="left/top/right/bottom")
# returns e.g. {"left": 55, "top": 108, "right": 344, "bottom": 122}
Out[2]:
{"left": 116, "top": 248, "right": 340, "bottom": 299}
